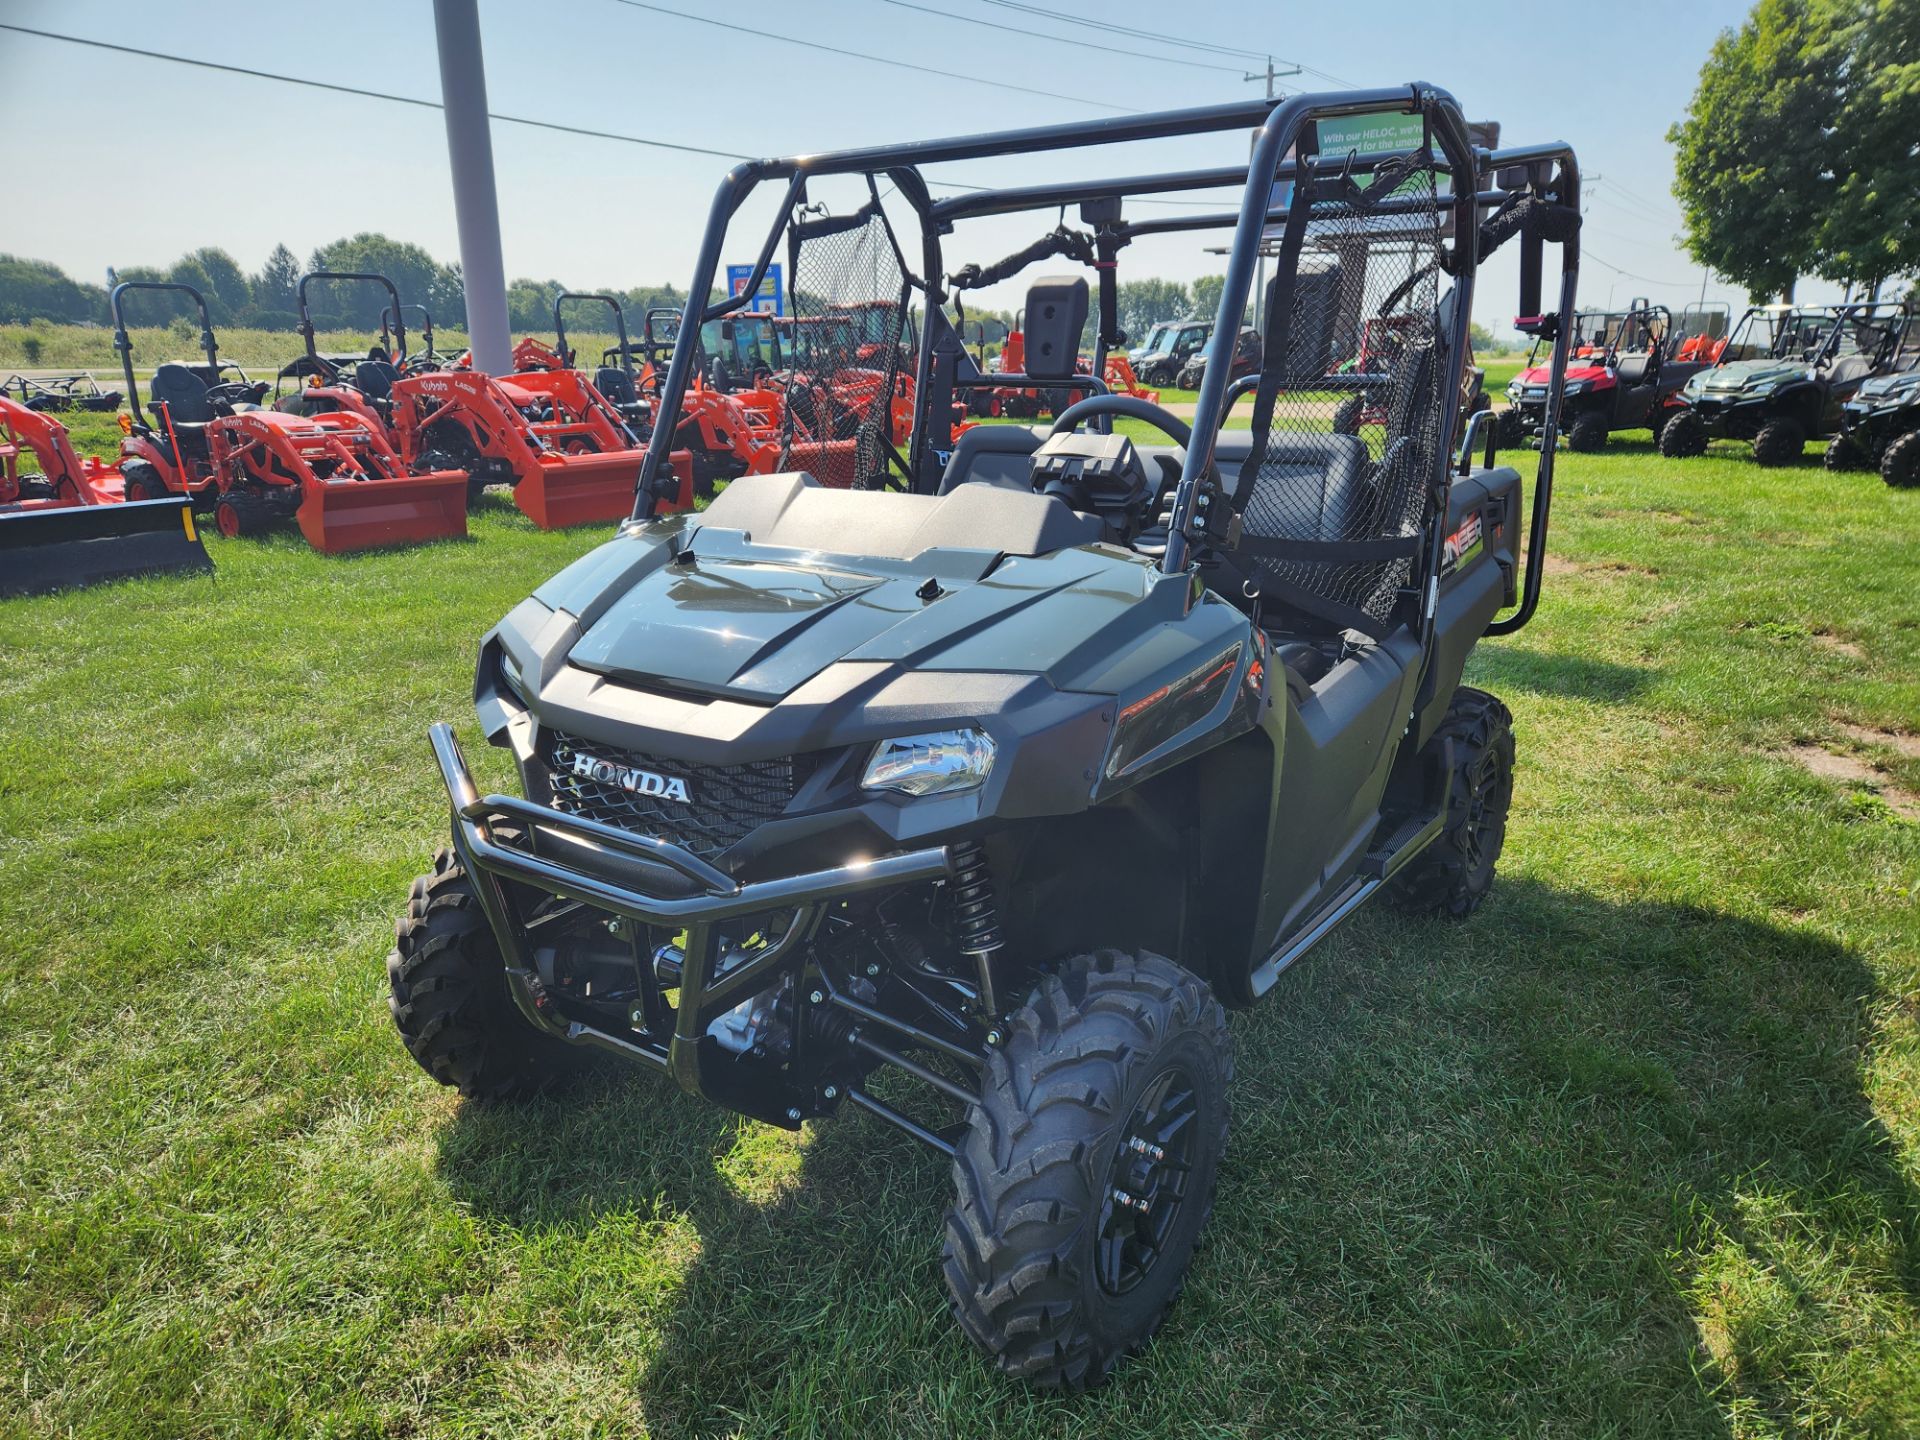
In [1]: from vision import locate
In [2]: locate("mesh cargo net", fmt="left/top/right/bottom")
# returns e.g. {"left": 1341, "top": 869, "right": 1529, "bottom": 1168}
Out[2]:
{"left": 1231, "top": 147, "right": 1453, "bottom": 640}
{"left": 779, "top": 198, "right": 912, "bottom": 489}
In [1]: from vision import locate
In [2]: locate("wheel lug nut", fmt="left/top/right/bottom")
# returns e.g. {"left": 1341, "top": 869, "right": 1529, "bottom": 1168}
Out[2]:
{"left": 1110, "top": 1186, "right": 1150, "bottom": 1214}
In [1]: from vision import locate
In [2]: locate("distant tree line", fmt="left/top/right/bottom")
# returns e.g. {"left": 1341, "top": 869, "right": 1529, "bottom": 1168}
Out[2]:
{"left": 0, "top": 235, "right": 688, "bottom": 335}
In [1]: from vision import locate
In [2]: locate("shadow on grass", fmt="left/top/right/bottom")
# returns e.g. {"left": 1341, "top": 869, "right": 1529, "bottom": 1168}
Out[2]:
{"left": 432, "top": 882, "right": 1916, "bottom": 1434}
{"left": 1472, "top": 645, "right": 1655, "bottom": 703}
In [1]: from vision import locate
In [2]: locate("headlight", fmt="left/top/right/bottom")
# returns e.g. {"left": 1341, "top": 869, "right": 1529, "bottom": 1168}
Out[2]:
{"left": 1505, "top": 381, "right": 1521, "bottom": 400}
{"left": 1563, "top": 380, "right": 1590, "bottom": 396}
{"left": 499, "top": 650, "right": 532, "bottom": 704}
{"left": 861, "top": 729, "right": 996, "bottom": 797}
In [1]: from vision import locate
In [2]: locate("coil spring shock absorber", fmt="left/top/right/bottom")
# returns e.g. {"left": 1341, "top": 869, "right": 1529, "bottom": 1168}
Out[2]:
{"left": 950, "top": 839, "right": 1003, "bottom": 1018}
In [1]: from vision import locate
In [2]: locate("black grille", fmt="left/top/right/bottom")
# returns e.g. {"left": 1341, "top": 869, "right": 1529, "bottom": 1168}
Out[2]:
{"left": 545, "top": 732, "right": 808, "bottom": 858}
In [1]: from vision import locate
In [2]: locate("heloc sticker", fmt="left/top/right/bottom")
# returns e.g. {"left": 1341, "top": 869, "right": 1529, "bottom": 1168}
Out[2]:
{"left": 1441, "top": 511, "right": 1483, "bottom": 575}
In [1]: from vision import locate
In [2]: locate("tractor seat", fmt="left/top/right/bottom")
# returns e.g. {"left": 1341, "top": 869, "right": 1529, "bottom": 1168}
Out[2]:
{"left": 355, "top": 359, "right": 401, "bottom": 401}
{"left": 148, "top": 363, "right": 214, "bottom": 425}
{"left": 596, "top": 367, "right": 639, "bottom": 408}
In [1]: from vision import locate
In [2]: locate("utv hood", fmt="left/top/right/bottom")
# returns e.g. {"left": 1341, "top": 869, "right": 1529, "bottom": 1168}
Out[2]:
{"left": 1691, "top": 359, "right": 1806, "bottom": 396}
{"left": 1851, "top": 370, "right": 1920, "bottom": 409}
{"left": 1514, "top": 361, "right": 1608, "bottom": 388}
{"left": 538, "top": 474, "right": 1203, "bottom": 704}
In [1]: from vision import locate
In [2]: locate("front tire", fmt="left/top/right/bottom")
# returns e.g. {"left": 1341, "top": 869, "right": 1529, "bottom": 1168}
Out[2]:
{"left": 1882, "top": 429, "right": 1920, "bottom": 489}
{"left": 944, "top": 949, "right": 1231, "bottom": 1390}
{"left": 1751, "top": 416, "right": 1806, "bottom": 467}
{"left": 120, "top": 458, "right": 169, "bottom": 503}
{"left": 1824, "top": 432, "right": 1865, "bottom": 471}
{"left": 1566, "top": 410, "right": 1609, "bottom": 453}
{"left": 1332, "top": 393, "right": 1364, "bottom": 435}
{"left": 389, "top": 841, "right": 591, "bottom": 1101}
{"left": 1658, "top": 408, "right": 1708, "bottom": 458}
{"left": 213, "top": 488, "right": 273, "bottom": 538}
{"left": 1388, "top": 687, "right": 1514, "bottom": 918}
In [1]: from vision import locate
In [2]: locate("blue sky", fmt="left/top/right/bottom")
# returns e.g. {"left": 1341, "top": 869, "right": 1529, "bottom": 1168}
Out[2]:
{"left": 2, "top": 0, "right": 1833, "bottom": 330}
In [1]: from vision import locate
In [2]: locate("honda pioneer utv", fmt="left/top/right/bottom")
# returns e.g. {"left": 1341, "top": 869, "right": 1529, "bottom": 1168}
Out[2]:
{"left": 387, "top": 88, "right": 1581, "bottom": 1388}
{"left": 1501, "top": 302, "right": 1722, "bottom": 451}
{"left": 1824, "top": 306, "right": 1920, "bottom": 487}
{"left": 1660, "top": 301, "right": 1910, "bottom": 465}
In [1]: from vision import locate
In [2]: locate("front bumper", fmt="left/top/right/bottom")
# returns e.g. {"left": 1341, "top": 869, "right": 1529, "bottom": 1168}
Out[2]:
{"left": 430, "top": 722, "right": 954, "bottom": 1119}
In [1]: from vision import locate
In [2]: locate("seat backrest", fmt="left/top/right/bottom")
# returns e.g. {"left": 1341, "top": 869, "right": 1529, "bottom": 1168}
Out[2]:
{"left": 148, "top": 363, "right": 213, "bottom": 425}
{"left": 937, "top": 423, "right": 1046, "bottom": 494}
{"left": 1231, "top": 432, "right": 1373, "bottom": 543}
{"left": 1824, "top": 354, "right": 1872, "bottom": 389}
{"left": 1614, "top": 353, "right": 1653, "bottom": 386}
{"left": 596, "top": 366, "right": 638, "bottom": 407}
{"left": 355, "top": 359, "right": 400, "bottom": 401}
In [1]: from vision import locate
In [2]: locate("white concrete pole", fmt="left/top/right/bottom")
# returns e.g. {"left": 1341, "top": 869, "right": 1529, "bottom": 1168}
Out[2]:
{"left": 433, "top": 0, "right": 511, "bottom": 373}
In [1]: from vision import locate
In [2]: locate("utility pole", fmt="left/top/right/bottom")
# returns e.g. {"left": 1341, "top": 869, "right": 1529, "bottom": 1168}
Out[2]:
{"left": 433, "top": 0, "right": 511, "bottom": 373}
{"left": 1243, "top": 57, "right": 1302, "bottom": 332}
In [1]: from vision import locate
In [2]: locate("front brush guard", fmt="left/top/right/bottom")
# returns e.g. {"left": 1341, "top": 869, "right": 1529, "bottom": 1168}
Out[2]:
{"left": 430, "top": 723, "right": 955, "bottom": 1119}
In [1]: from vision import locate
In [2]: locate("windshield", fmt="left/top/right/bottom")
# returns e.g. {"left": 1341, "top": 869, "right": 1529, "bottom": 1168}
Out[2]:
{"left": 1135, "top": 322, "right": 1174, "bottom": 356}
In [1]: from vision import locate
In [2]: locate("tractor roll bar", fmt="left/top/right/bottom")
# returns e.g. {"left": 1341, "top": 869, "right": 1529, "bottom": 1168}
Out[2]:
{"left": 554, "top": 292, "right": 633, "bottom": 375}
{"left": 297, "top": 271, "right": 406, "bottom": 371}
{"left": 109, "top": 280, "right": 219, "bottom": 428}
{"left": 382, "top": 304, "right": 435, "bottom": 364}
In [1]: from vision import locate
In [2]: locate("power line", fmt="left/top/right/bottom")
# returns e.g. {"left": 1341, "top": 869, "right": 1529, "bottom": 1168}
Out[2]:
{"left": 976, "top": 0, "right": 1358, "bottom": 83}
{"left": 976, "top": 0, "right": 1262, "bottom": 60}
{"left": 1582, "top": 249, "right": 1697, "bottom": 289}
{"left": 872, "top": 0, "right": 1243, "bottom": 73}
{"left": 606, "top": 0, "right": 1127, "bottom": 112}
{"left": 0, "top": 23, "right": 756, "bottom": 161}
{"left": 0, "top": 21, "right": 1255, "bottom": 216}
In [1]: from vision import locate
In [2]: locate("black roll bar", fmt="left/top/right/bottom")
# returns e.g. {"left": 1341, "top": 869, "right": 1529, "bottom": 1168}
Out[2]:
{"left": 109, "top": 280, "right": 219, "bottom": 428}
{"left": 553, "top": 292, "right": 633, "bottom": 375}
{"left": 297, "top": 271, "right": 406, "bottom": 374}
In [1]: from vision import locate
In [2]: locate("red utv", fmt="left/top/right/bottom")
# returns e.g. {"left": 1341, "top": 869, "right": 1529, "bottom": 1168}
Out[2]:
{"left": 1500, "top": 302, "right": 1728, "bottom": 451}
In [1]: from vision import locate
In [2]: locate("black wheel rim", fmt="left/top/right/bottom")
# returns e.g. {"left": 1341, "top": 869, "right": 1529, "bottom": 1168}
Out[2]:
{"left": 1462, "top": 743, "right": 1511, "bottom": 883}
{"left": 1095, "top": 1064, "right": 1199, "bottom": 1296}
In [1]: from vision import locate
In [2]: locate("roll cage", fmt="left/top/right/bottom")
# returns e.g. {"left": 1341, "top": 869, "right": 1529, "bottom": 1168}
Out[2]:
{"left": 635, "top": 84, "right": 1580, "bottom": 638}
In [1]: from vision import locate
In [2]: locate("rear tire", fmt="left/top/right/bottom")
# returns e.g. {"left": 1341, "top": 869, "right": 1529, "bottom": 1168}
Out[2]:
{"left": 944, "top": 949, "right": 1231, "bottom": 1391}
{"left": 1497, "top": 407, "right": 1525, "bottom": 448}
{"left": 1566, "top": 411, "right": 1609, "bottom": 453}
{"left": 1387, "top": 687, "right": 1514, "bottom": 919}
{"left": 388, "top": 839, "right": 591, "bottom": 1101}
{"left": 1657, "top": 408, "right": 1708, "bottom": 459}
{"left": 1882, "top": 429, "right": 1920, "bottom": 489}
{"left": 1751, "top": 417, "right": 1806, "bottom": 467}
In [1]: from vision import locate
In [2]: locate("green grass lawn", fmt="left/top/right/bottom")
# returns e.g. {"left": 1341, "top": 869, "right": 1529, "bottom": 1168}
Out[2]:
{"left": 3, "top": 415, "right": 1917, "bottom": 1437}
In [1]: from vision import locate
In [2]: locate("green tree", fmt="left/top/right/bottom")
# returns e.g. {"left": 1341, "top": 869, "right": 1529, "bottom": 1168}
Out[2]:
{"left": 1817, "top": 0, "right": 1920, "bottom": 293}
{"left": 1669, "top": 0, "right": 1847, "bottom": 301}
{"left": 250, "top": 244, "right": 301, "bottom": 313}
{"left": 0, "top": 255, "right": 106, "bottom": 324}
{"left": 1116, "top": 278, "right": 1189, "bottom": 343}
{"left": 1190, "top": 274, "right": 1225, "bottom": 320}
{"left": 307, "top": 234, "right": 459, "bottom": 328}
{"left": 171, "top": 247, "right": 251, "bottom": 321}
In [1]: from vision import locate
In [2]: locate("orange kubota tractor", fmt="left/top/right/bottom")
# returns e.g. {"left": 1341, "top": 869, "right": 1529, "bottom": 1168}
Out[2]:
{"left": 386, "top": 292, "right": 686, "bottom": 529}
{"left": 112, "top": 279, "right": 467, "bottom": 553}
{"left": 0, "top": 395, "right": 211, "bottom": 597}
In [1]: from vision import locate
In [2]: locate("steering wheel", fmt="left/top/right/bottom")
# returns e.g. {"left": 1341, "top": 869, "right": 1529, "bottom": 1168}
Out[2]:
{"left": 207, "top": 380, "right": 266, "bottom": 409}
{"left": 1049, "top": 392, "right": 1193, "bottom": 446}
{"left": 1046, "top": 392, "right": 1228, "bottom": 531}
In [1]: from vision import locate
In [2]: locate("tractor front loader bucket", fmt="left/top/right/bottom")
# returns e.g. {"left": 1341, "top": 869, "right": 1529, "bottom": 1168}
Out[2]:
{"left": 512, "top": 450, "right": 646, "bottom": 530}
{"left": 0, "top": 495, "right": 213, "bottom": 598}
{"left": 295, "top": 470, "right": 470, "bottom": 554}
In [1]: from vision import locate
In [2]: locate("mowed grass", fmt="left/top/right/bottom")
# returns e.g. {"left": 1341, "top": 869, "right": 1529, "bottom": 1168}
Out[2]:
{"left": 2, "top": 414, "right": 1918, "bottom": 1437}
